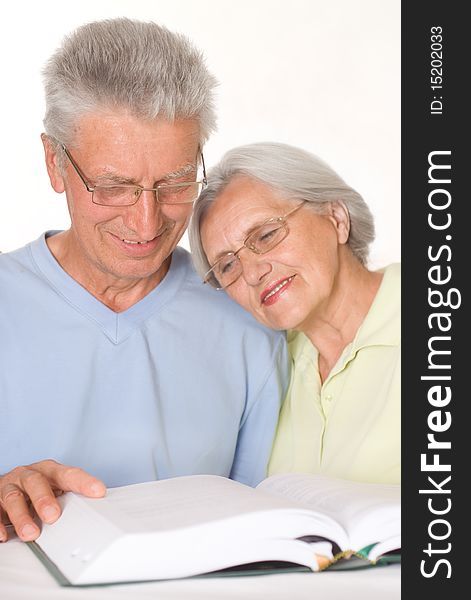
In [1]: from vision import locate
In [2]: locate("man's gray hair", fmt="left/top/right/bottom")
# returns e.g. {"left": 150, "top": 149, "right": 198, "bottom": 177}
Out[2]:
{"left": 189, "top": 142, "right": 375, "bottom": 279}
{"left": 43, "top": 18, "right": 217, "bottom": 148}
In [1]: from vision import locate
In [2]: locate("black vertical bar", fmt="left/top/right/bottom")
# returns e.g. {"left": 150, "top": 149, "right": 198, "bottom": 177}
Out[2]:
{"left": 403, "top": 1, "right": 466, "bottom": 596}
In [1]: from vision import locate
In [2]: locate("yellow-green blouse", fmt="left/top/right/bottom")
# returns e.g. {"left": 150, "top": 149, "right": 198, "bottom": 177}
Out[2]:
{"left": 268, "top": 263, "right": 400, "bottom": 484}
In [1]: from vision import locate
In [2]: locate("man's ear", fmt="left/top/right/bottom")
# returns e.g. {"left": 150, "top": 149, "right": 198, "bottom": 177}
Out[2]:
{"left": 329, "top": 201, "right": 351, "bottom": 245}
{"left": 41, "top": 134, "right": 66, "bottom": 193}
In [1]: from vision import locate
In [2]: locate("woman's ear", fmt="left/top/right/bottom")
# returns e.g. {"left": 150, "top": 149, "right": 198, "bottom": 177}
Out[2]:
{"left": 329, "top": 201, "right": 351, "bottom": 245}
{"left": 41, "top": 134, "right": 66, "bottom": 193}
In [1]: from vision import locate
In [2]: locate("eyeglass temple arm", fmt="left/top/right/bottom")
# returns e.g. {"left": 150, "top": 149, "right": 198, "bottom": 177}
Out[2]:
{"left": 200, "top": 151, "right": 207, "bottom": 184}
{"left": 61, "top": 144, "right": 95, "bottom": 192}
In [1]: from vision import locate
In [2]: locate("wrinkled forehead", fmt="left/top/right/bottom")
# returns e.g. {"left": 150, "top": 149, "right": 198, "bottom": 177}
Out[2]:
{"left": 200, "top": 175, "right": 298, "bottom": 255}
{"left": 206, "top": 175, "right": 294, "bottom": 219}
{"left": 70, "top": 110, "right": 200, "bottom": 154}
{"left": 64, "top": 111, "right": 201, "bottom": 181}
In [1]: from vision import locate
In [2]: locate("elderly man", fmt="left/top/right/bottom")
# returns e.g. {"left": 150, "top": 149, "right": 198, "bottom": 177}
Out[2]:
{"left": 0, "top": 18, "right": 288, "bottom": 542}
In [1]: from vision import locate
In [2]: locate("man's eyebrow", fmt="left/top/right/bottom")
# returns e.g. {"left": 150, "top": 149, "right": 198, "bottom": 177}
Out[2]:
{"left": 94, "top": 172, "right": 135, "bottom": 185}
{"left": 161, "top": 163, "right": 197, "bottom": 182}
{"left": 92, "top": 163, "right": 197, "bottom": 186}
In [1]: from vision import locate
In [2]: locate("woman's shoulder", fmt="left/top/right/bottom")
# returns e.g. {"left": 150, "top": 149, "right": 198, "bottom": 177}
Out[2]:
{"left": 379, "top": 262, "right": 401, "bottom": 285}
{"left": 287, "top": 330, "right": 317, "bottom": 361}
{"left": 384, "top": 261, "right": 400, "bottom": 275}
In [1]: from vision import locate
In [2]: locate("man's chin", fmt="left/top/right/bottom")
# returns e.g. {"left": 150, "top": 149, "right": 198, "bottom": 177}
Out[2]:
{"left": 105, "top": 253, "right": 172, "bottom": 283}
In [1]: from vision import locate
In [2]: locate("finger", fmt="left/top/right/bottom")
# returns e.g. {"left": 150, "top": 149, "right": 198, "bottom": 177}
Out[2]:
{"left": 31, "top": 460, "right": 106, "bottom": 498}
{"left": 0, "top": 506, "right": 9, "bottom": 542}
{"left": 0, "top": 484, "right": 40, "bottom": 541}
{"left": 19, "top": 470, "right": 62, "bottom": 525}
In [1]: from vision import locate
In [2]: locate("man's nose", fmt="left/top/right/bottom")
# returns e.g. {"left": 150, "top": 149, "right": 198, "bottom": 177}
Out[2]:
{"left": 123, "top": 190, "right": 166, "bottom": 239}
{"left": 240, "top": 252, "right": 272, "bottom": 286}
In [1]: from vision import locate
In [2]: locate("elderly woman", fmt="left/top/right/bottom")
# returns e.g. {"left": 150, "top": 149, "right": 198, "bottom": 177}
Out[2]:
{"left": 189, "top": 142, "right": 400, "bottom": 485}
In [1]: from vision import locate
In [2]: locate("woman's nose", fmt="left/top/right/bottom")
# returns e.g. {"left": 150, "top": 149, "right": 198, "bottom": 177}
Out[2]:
{"left": 240, "top": 253, "right": 272, "bottom": 286}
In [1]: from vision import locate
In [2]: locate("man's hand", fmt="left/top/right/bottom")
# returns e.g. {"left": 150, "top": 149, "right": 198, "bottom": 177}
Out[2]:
{"left": 0, "top": 459, "right": 106, "bottom": 542}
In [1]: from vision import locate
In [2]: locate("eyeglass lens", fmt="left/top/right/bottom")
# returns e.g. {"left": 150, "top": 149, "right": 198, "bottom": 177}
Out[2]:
{"left": 92, "top": 182, "right": 204, "bottom": 206}
{"left": 212, "top": 221, "right": 289, "bottom": 288}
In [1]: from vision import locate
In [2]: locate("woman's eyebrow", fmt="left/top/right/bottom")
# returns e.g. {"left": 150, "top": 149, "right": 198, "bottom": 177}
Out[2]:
{"left": 211, "top": 216, "right": 274, "bottom": 262}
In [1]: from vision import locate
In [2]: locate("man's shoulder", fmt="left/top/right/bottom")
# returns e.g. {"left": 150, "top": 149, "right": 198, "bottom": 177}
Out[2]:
{"left": 170, "top": 247, "right": 286, "bottom": 343}
{"left": 0, "top": 235, "right": 58, "bottom": 314}
{"left": 174, "top": 246, "right": 266, "bottom": 320}
{"left": 0, "top": 240, "right": 36, "bottom": 279}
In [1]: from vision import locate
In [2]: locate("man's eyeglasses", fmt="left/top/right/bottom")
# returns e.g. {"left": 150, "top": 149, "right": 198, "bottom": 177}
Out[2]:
{"left": 61, "top": 144, "right": 207, "bottom": 207}
{"left": 204, "top": 201, "right": 307, "bottom": 290}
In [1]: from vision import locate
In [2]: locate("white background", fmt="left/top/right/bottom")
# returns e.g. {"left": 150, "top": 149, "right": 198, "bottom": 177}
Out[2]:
{"left": 0, "top": 0, "right": 400, "bottom": 269}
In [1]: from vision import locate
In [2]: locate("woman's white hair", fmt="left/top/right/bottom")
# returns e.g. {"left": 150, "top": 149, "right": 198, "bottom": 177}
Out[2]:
{"left": 189, "top": 142, "right": 375, "bottom": 279}
{"left": 43, "top": 18, "right": 217, "bottom": 150}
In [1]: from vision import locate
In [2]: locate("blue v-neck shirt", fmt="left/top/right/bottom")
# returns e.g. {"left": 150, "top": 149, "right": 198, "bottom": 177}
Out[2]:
{"left": 0, "top": 233, "right": 288, "bottom": 487}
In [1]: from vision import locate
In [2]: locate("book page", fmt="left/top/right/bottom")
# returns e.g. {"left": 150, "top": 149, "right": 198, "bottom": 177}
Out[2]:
{"left": 258, "top": 473, "right": 400, "bottom": 552}
{"left": 79, "top": 474, "right": 329, "bottom": 533}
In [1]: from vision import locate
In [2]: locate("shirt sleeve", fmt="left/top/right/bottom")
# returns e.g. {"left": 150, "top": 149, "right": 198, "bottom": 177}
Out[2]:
{"left": 229, "top": 333, "right": 290, "bottom": 487}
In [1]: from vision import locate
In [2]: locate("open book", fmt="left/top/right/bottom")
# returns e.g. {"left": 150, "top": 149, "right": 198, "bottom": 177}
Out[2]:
{"left": 30, "top": 473, "right": 400, "bottom": 586}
